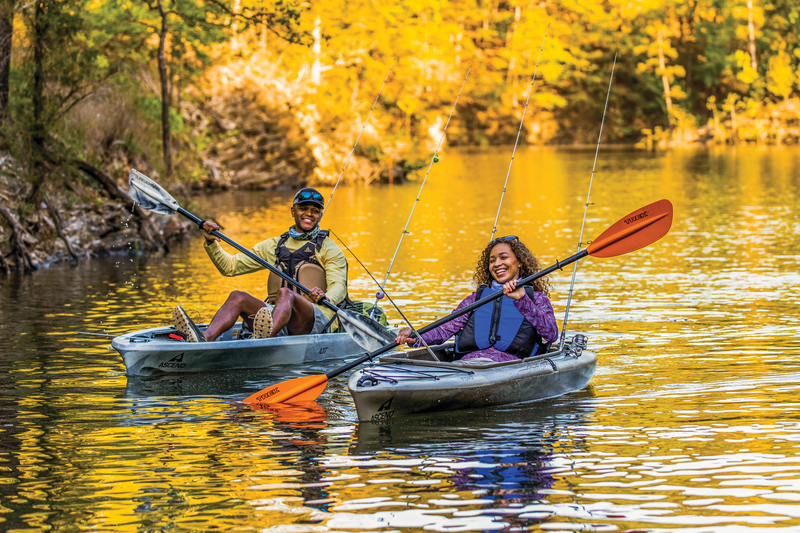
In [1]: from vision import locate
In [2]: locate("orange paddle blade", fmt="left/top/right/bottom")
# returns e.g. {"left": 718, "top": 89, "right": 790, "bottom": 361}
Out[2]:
{"left": 587, "top": 199, "right": 673, "bottom": 258}
{"left": 248, "top": 401, "right": 327, "bottom": 424}
{"left": 243, "top": 374, "right": 329, "bottom": 404}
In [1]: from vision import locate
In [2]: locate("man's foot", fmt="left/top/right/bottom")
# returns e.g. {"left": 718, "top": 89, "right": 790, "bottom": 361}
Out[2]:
{"left": 252, "top": 306, "right": 273, "bottom": 339}
{"left": 173, "top": 306, "right": 206, "bottom": 342}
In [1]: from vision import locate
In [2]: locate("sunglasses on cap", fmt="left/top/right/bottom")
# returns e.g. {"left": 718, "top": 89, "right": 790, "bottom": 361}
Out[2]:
{"left": 295, "top": 191, "right": 324, "bottom": 202}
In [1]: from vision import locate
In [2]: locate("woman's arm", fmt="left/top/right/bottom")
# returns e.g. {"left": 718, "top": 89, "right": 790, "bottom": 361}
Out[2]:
{"left": 403, "top": 293, "right": 476, "bottom": 346}
{"left": 514, "top": 291, "right": 559, "bottom": 343}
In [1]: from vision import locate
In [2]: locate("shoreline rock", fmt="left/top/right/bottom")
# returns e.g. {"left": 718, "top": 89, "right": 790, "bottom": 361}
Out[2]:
{"left": 0, "top": 154, "right": 194, "bottom": 273}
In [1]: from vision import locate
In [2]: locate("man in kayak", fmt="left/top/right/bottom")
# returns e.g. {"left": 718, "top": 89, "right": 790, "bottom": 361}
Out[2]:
{"left": 394, "top": 236, "right": 558, "bottom": 362}
{"left": 172, "top": 188, "right": 348, "bottom": 342}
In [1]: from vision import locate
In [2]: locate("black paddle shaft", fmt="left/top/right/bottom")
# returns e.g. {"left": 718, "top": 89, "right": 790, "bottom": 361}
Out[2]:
{"left": 327, "top": 248, "right": 590, "bottom": 379}
{"left": 176, "top": 207, "right": 340, "bottom": 315}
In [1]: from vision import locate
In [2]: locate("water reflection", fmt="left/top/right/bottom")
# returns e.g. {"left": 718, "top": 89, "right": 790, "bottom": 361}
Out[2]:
{"left": 2, "top": 146, "right": 800, "bottom": 530}
{"left": 320, "top": 392, "right": 597, "bottom": 530}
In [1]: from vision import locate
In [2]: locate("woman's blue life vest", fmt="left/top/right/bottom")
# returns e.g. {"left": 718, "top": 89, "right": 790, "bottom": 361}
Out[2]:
{"left": 454, "top": 283, "right": 548, "bottom": 358}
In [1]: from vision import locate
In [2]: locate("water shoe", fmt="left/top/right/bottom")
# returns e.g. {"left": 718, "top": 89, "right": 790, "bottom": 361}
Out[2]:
{"left": 173, "top": 305, "right": 206, "bottom": 342}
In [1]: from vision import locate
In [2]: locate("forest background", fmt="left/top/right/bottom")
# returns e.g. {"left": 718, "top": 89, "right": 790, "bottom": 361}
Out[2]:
{"left": 0, "top": 0, "right": 798, "bottom": 270}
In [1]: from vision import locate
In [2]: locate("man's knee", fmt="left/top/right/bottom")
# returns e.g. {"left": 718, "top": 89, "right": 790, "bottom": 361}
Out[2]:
{"left": 226, "top": 290, "right": 264, "bottom": 312}
{"left": 226, "top": 290, "right": 249, "bottom": 304}
{"left": 276, "top": 287, "right": 296, "bottom": 301}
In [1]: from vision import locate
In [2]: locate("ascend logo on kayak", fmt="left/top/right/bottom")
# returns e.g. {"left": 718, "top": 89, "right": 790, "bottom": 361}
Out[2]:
{"left": 371, "top": 397, "right": 395, "bottom": 423}
{"left": 378, "top": 398, "right": 393, "bottom": 411}
{"left": 158, "top": 352, "right": 187, "bottom": 369}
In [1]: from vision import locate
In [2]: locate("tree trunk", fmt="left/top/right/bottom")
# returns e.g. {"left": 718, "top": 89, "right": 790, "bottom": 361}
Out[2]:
{"left": 230, "top": 0, "right": 240, "bottom": 52}
{"left": 657, "top": 32, "right": 673, "bottom": 132}
{"left": 44, "top": 193, "right": 79, "bottom": 261}
{"left": 0, "top": 0, "right": 13, "bottom": 117}
{"left": 455, "top": 25, "right": 463, "bottom": 67}
{"left": 156, "top": 0, "right": 172, "bottom": 177}
{"left": 74, "top": 160, "right": 168, "bottom": 252}
{"left": 686, "top": 45, "right": 692, "bottom": 91}
{"left": 27, "top": 0, "right": 48, "bottom": 204}
{"left": 0, "top": 201, "right": 35, "bottom": 271}
{"left": 728, "top": 93, "right": 738, "bottom": 144}
{"left": 311, "top": 16, "right": 321, "bottom": 86}
{"left": 747, "top": 0, "right": 757, "bottom": 70}
{"left": 505, "top": 5, "right": 519, "bottom": 105}
{"left": 260, "top": 20, "right": 267, "bottom": 52}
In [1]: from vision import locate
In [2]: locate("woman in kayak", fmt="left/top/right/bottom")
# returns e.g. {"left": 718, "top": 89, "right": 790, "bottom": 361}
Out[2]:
{"left": 395, "top": 236, "right": 558, "bottom": 362}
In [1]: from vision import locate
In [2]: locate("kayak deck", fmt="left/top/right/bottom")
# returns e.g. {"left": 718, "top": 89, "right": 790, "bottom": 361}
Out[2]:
{"left": 113, "top": 322, "right": 371, "bottom": 376}
{"left": 348, "top": 335, "right": 596, "bottom": 422}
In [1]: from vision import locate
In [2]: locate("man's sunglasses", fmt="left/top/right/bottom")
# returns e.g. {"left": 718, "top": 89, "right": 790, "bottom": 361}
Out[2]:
{"left": 296, "top": 191, "right": 324, "bottom": 202}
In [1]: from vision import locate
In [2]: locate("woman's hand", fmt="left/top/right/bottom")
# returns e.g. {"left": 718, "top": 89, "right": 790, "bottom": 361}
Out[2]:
{"left": 502, "top": 279, "right": 526, "bottom": 300}
{"left": 202, "top": 221, "right": 221, "bottom": 244}
{"left": 395, "top": 326, "right": 417, "bottom": 345}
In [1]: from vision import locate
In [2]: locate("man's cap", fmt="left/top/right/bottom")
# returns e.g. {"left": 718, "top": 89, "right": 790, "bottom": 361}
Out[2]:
{"left": 293, "top": 188, "right": 325, "bottom": 208}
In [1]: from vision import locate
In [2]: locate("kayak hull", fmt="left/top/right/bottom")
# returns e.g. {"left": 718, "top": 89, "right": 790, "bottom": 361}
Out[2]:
{"left": 347, "top": 337, "right": 596, "bottom": 422}
{"left": 113, "top": 322, "right": 369, "bottom": 376}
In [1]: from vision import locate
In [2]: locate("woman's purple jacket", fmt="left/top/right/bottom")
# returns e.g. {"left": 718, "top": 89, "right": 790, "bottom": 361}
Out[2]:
{"left": 408, "top": 286, "right": 558, "bottom": 363}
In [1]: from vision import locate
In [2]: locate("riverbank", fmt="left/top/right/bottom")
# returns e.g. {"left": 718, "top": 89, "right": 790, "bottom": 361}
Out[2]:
{"left": 0, "top": 154, "right": 193, "bottom": 272}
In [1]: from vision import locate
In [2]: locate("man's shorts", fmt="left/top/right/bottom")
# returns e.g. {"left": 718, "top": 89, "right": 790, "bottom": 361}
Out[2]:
{"left": 249, "top": 302, "right": 329, "bottom": 337}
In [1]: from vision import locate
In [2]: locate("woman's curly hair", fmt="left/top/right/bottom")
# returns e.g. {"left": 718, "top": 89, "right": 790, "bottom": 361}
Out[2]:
{"left": 474, "top": 238, "right": 551, "bottom": 295}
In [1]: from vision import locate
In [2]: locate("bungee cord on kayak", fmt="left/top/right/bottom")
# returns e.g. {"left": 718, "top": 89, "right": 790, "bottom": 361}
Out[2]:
{"left": 369, "top": 67, "right": 472, "bottom": 316}
{"left": 490, "top": 25, "right": 550, "bottom": 242}
{"left": 560, "top": 53, "right": 618, "bottom": 347}
{"left": 355, "top": 363, "right": 474, "bottom": 388}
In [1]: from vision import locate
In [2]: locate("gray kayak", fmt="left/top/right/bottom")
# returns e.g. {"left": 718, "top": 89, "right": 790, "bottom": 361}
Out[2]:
{"left": 347, "top": 335, "right": 596, "bottom": 422}
{"left": 113, "top": 322, "right": 370, "bottom": 376}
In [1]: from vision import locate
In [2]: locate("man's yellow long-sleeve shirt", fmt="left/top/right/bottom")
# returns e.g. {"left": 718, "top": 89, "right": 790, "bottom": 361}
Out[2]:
{"left": 204, "top": 235, "right": 348, "bottom": 322}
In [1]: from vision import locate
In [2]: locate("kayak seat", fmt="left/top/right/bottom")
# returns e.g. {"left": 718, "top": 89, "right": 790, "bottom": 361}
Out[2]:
{"left": 440, "top": 344, "right": 456, "bottom": 362}
{"left": 402, "top": 343, "right": 457, "bottom": 362}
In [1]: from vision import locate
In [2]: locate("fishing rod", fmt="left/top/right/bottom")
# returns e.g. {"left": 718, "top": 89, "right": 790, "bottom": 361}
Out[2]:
{"left": 329, "top": 230, "right": 440, "bottom": 361}
{"left": 490, "top": 25, "right": 549, "bottom": 241}
{"left": 321, "top": 60, "right": 395, "bottom": 219}
{"left": 311, "top": 59, "right": 433, "bottom": 356}
{"left": 560, "top": 53, "right": 617, "bottom": 346}
{"left": 369, "top": 66, "right": 472, "bottom": 315}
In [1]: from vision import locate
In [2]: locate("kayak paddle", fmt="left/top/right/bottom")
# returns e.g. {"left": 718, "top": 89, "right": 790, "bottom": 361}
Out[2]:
{"left": 243, "top": 198, "right": 674, "bottom": 404}
{"left": 127, "top": 169, "right": 395, "bottom": 352}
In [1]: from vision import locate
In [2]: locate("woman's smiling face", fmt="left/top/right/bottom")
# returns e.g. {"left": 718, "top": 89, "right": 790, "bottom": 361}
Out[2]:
{"left": 489, "top": 242, "right": 520, "bottom": 284}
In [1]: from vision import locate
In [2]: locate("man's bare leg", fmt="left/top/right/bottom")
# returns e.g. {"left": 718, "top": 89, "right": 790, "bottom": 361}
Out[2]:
{"left": 270, "top": 287, "right": 317, "bottom": 336}
{"left": 202, "top": 290, "right": 266, "bottom": 341}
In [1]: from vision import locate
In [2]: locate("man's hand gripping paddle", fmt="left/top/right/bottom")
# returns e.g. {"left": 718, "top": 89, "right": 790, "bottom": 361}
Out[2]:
{"left": 127, "top": 169, "right": 395, "bottom": 352}
{"left": 243, "top": 199, "right": 674, "bottom": 405}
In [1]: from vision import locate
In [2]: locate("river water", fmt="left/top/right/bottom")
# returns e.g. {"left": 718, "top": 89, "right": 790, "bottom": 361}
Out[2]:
{"left": 2, "top": 145, "right": 800, "bottom": 531}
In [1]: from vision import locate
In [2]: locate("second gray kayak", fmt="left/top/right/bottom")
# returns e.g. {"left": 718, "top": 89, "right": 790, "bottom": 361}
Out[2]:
{"left": 347, "top": 335, "right": 596, "bottom": 422}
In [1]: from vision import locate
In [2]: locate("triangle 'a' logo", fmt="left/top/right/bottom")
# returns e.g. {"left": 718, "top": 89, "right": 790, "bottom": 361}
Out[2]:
{"left": 169, "top": 353, "right": 184, "bottom": 362}
{"left": 378, "top": 397, "right": 393, "bottom": 411}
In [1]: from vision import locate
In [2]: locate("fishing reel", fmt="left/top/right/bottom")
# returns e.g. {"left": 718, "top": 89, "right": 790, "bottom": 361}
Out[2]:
{"left": 567, "top": 334, "right": 587, "bottom": 358}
